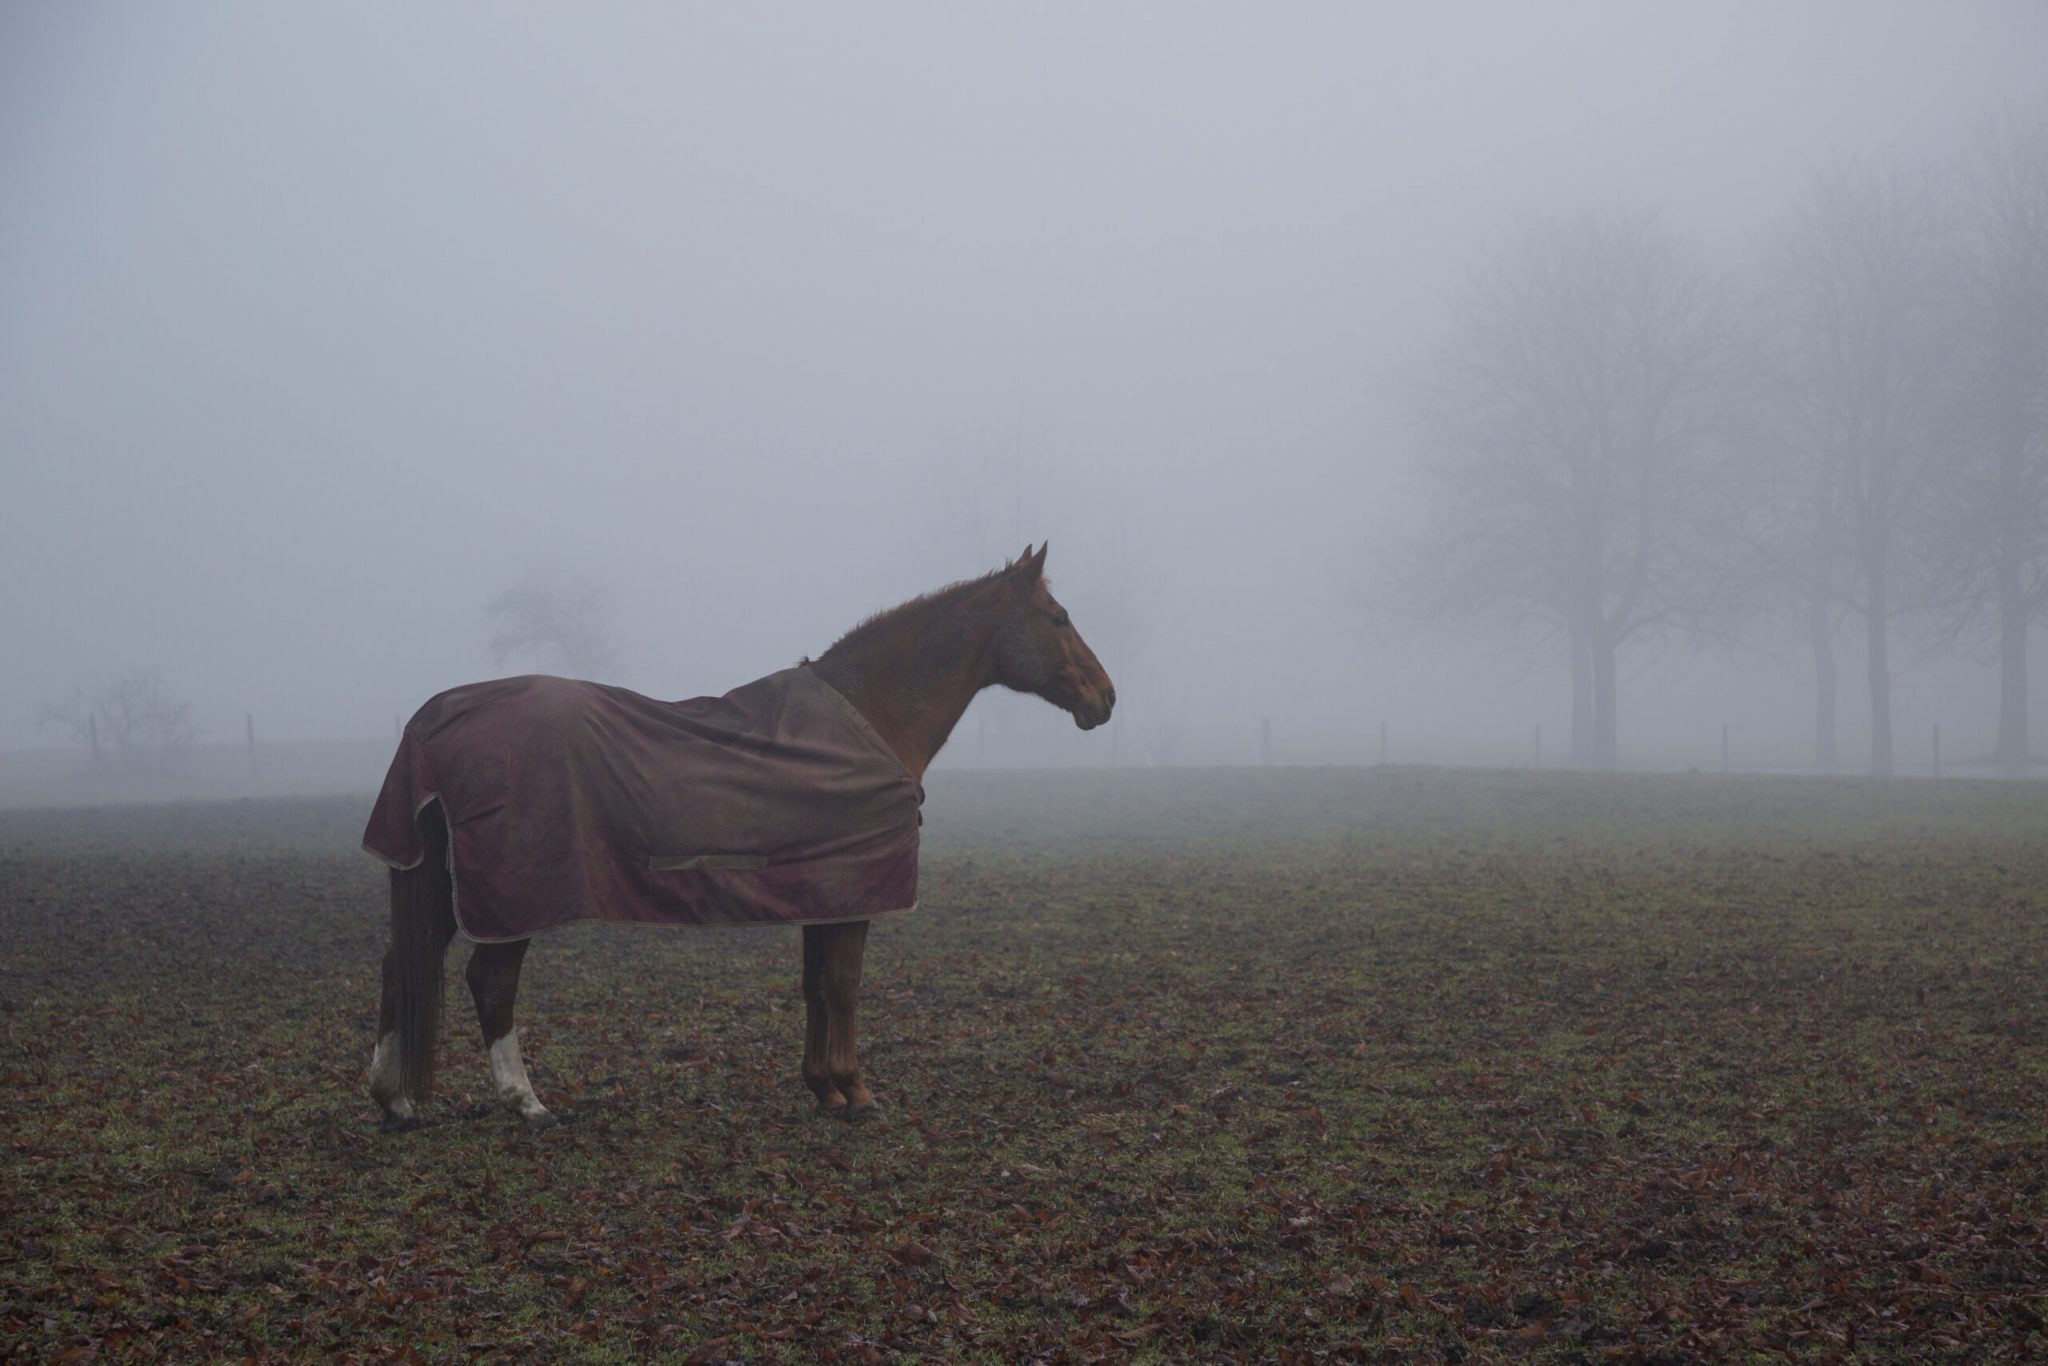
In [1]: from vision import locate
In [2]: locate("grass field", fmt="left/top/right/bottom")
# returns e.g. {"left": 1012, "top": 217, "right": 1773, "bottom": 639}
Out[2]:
{"left": 2, "top": 768, "right": 2044, "bottom": 1362}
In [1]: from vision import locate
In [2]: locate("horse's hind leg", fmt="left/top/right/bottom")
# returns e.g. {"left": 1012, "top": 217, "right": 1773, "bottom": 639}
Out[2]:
{"left": 465, "top": 938, "right": 554, "bottom": 1126}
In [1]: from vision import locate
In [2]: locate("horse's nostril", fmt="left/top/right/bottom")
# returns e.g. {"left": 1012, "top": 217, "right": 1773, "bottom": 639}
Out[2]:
{"left": 1105, "top": 688, "right": 1116, "bottom": 709}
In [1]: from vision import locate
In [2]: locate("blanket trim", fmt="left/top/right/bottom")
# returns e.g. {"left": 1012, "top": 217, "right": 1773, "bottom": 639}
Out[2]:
{"left": 359, "top": 791, "right": 439, "bottom": 873}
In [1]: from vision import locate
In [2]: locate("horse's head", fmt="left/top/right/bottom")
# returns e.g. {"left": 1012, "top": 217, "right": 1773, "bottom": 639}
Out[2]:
{"left": 992, "top": 543, "right": 1116, "bottom": 730}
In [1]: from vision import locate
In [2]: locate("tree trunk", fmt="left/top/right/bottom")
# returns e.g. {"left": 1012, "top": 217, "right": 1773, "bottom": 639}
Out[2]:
{"left": 1592, "top": 631, "right": 1619, "bottom": 770}
{"left": 1998, "top": 589, "right": 2028, "bottom": 775}
{"left": 1809, "top": 589, "right": 1838, "bottom": 771}
{"left": 1865, "top": 596, "right": 1894, "bottom": 778}
{"left": 1994, "top": 423, "right": 2031, "bottom": 773}
{"left": 1569, "top": 621, "right": 1594, "bottom": 768}
{"left": 1860, "top": 487, "right": 1895, "bottom": 777}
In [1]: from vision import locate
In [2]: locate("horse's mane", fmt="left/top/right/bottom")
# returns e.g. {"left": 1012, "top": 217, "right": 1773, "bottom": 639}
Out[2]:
{"left": 813, "top": 562, "right": 1019, "bottom": 664}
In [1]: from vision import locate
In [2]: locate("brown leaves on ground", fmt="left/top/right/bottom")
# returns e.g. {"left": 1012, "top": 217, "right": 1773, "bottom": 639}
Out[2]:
{"left": 0, "top": 769, "right": 2043, "bottom": 1361}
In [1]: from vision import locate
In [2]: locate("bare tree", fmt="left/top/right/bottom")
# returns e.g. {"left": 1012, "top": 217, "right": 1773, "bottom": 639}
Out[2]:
{"left": 1761, "top": 157, "right": 1966, "bottom": 776}
{"left": 35, "top": 668, "right": 201, "bottom": 773}
{"left": 1924, "top": 109, "right": 2048, "bottom": 773}
{"left": 1745, "top": 272, "right": 1858, "bottom": 770}
{"left": 1386, "top": 208, "right": 1747, "bottom": 768}
{"left": 484, "top": 564, "right": 623, "bottom": 681}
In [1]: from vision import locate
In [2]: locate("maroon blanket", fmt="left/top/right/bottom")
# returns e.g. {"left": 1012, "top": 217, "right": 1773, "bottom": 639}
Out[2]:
{"left": 362, "top": 666, "right": 921, "bottom": 942}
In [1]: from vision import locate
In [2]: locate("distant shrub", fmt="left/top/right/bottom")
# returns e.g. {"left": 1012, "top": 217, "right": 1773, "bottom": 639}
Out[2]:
{"left": 35, "top": 667, "right": 202, "bottom": 773}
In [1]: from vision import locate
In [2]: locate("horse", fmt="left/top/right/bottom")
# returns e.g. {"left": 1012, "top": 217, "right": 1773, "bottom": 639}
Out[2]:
{"left": 365, "top": 543, "right": 1114, "bottom": 1130}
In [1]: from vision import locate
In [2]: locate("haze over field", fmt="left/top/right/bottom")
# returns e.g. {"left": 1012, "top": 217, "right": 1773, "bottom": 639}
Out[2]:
{"left": 4, "top": 3, "right": 2045, "bottom": 778}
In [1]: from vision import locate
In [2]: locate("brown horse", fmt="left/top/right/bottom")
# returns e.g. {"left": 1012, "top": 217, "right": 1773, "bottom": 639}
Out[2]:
{"left": 367, "top": 543, "right": 1113, "bottom": 1129}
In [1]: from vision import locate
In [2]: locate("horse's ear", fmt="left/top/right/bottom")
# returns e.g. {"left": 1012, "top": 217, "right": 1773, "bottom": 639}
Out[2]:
{"left": 1015, "top": 542, "right": 1047, "bottom": 582}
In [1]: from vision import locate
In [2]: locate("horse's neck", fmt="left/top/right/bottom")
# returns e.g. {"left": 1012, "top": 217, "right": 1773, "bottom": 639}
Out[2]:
{"left": 811, "top": 602, "right": 997, "bottom": 781}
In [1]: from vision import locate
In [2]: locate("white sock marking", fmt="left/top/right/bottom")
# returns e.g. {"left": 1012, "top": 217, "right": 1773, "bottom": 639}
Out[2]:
{"left": 369, "top": 1031, "right": 417, "bottom": 1119}
{"left": 488, "top": 1030, "right": 550, "bottom": 1120}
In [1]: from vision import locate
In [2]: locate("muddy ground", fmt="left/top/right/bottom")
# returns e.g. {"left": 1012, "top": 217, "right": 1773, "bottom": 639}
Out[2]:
{"left": 2, "top": 768, "right": 2043, "bottom": 1361}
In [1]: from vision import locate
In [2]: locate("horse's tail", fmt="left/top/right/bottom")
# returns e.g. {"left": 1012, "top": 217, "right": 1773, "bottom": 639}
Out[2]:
{"left": 384, "top": 799, "right": 455, "bottom": 1106}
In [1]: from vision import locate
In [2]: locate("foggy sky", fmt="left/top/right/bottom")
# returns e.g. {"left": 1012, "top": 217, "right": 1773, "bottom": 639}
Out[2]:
{"left": 5, "top": 3, "right": 2045, "bottom": 770}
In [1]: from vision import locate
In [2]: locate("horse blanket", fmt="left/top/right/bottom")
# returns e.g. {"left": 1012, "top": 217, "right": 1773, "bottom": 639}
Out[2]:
{"left": 362, "top": 666, "right": 922, "bottom": 942}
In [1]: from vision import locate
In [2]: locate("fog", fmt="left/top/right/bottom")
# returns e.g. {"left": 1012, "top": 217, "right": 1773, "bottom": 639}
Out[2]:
{"left": 5, "top": 3, "right": 2045, "bottom": 786}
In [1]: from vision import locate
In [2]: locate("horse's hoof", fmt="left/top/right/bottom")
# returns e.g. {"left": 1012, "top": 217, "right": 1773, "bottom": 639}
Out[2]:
{"left": 379, "top": 1112, "right": 424, "bottom": 1134}
{"left": 844, "top": 1102, "right": 885, "bottom": 1124}
{"left": 522, "top": 1108, "right": 564, "bottom": 1130}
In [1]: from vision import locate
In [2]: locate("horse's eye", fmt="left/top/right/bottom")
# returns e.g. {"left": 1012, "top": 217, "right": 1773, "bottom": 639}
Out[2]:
{"left": 1052, "top": 612, "right": 1070, "bottom": 628}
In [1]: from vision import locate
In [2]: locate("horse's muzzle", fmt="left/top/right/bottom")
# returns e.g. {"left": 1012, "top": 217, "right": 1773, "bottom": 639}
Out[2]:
{"left": 1073, "top": 687, "right": 1115, "bottom": 731}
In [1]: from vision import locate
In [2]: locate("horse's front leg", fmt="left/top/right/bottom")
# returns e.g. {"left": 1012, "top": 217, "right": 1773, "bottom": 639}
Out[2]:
{"left": 801, "top": 920, "right": 876, "bottom": 1118}
{"left": 465, "top": 938, "right": 554, "bottom": 1126}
